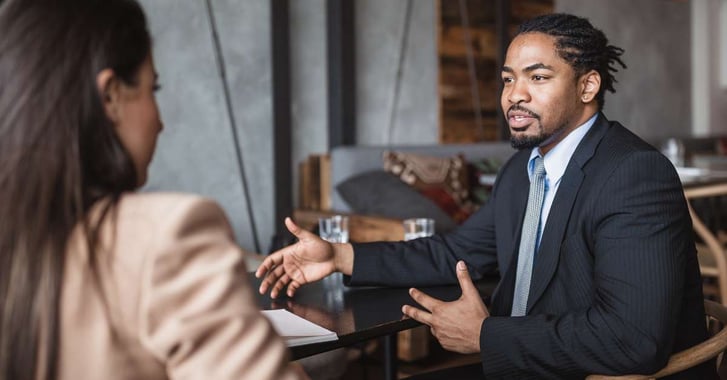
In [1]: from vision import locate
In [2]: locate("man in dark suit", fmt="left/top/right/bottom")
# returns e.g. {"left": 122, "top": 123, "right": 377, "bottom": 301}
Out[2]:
{"left": 257, "top": 13, "right": 711, "bottom": 379}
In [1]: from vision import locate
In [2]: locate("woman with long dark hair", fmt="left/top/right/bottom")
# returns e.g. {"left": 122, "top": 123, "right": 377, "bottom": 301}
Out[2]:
{"left": 0, "top": 1, "right": 306, "bottom": 379}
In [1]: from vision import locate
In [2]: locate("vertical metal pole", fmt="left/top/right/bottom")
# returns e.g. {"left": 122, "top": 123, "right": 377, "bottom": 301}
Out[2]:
{"left": 271, "top": 0, "right": 293, "bottom": 244}
{"left": 383, "top": 334, "right": 398, "bottom": 380}
{"left": 326, "top": 0, "right": 356, "bottom": 148}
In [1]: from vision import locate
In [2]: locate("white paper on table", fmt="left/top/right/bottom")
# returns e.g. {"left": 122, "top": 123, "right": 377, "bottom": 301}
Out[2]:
{"left": 261, "top": 309, "right": 338, "bottom": 347}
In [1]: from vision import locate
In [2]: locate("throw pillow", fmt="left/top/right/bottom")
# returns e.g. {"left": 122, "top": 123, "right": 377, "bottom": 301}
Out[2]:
{"left": 468, "top": 157, "right": 503, "bottom": 206}
{"left": 382, "top": 151, "right": 472, "bottom": 223}
{"left": 336, "top": 170, "right": 458, "bottom": 233}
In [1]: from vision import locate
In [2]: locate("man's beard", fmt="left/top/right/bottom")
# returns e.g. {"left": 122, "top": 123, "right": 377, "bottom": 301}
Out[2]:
{"left": 509, "top": 121, "right": 567, "bottom": 150}
{"left": 510, "top": 133, "right": 546, "bottom": 150}
{"left": 506, "top": 104, "right": 545, "bottom": 150}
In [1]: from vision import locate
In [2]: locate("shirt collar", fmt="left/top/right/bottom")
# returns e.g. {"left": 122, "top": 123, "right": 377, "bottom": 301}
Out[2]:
{"left": 527, "top": 113, "right": 598, "bottom": 182}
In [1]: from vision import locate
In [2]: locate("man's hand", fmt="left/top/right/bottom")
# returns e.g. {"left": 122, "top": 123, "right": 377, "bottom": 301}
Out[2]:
{"left": 255, "top": 217, "right": 337, "bottom": 298}
{"left": 401, "top": 261, "right": 489, "bottom": 354}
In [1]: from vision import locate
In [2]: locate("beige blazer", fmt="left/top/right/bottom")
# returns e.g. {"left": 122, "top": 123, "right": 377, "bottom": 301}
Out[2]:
{"left": 59, "top": 192, "right": 302, "bottom": 380}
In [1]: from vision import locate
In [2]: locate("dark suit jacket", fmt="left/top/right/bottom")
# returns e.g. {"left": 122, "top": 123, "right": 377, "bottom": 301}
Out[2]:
{"left": 349, "top": 114, "right": 712, "bottom": 379}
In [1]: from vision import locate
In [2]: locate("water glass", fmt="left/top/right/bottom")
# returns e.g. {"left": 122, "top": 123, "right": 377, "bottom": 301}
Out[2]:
{"left": 661, "top": 137, "right": 685, "bottom": 167}
{"left": 403, "top": 218, "right": 435, "bottom": 241}
{"left": 318, "top": 215, "right": 349, "bottom": 243}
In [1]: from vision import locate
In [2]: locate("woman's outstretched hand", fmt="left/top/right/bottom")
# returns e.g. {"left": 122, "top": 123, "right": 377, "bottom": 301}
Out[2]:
{"left": 255, "top": 217, "right": 338, "bottom": 298}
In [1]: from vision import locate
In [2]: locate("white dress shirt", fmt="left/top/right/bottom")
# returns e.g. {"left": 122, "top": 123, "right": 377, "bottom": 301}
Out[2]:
{"left": 527, "top": 113, "right": 598, "bottom": 249}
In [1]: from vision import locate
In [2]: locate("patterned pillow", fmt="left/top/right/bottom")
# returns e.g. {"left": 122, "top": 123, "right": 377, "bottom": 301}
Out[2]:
{"left": 468, "top": 157, "right": 503, "bottom": 206}
{"left": 383, "top": 151, "right": 472, "bottom": 223}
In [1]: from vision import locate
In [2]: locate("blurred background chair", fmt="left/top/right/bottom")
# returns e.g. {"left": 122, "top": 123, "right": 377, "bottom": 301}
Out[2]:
{"left": 684, "top": 183, "right": 727, "bottom": 305}
{"left": 587, "top": 299, "right": 727, "bottom": 379}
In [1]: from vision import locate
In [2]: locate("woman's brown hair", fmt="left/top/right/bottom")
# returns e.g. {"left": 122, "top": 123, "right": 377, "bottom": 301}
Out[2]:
{"left": 0, "top": 0, "right": 151, "bottom": 378}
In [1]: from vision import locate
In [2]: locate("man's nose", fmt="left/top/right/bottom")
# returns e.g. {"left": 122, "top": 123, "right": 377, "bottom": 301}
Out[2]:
{"left": 507, "top": 81, "right": 530, "bottom": 104}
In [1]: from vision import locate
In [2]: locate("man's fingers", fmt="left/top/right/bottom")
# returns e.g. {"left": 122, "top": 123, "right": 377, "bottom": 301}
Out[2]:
{"left": 258, "top": 271, "right": 276, "bottom": 295}
{"left": 258, "top": 263, "right": 285, "bottom": 294}
{"left": 255, "top": 253, "right": 282, "bottom": 278}
{"left": 408, "top": 287, "right": 439, "bottom": 311}
{"left": 401, "top": 304, "right": 433, "bottom": 326}
{"left": 270, "top": 273, "right": 291, "bottom": 299}
{"left": 284, "top": 217, "right": 301, "bottom": 235}
{"left": 285, "top": 217, "right": 317, "bottom": 241}
{"left": 287, "top": 281, "right": 302, "bottom": 297}
{"left": 456, "top": 260, "right": 478, "bottom": 298}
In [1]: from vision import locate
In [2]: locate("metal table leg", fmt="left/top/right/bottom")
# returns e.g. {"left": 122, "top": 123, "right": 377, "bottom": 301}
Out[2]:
{"left": 383, "top": 334, "right": 398, "bottom": 380}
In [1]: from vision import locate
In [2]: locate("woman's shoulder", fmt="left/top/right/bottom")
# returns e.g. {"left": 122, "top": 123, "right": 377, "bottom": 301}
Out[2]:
{"left": 117, "top": 191, "right": 228, "bottom": 222}
{"left": 105, "top": 192, "right": 235, "bottom": 243}
{"left": 118, "top": 191, "right": 220, "bottom": 211}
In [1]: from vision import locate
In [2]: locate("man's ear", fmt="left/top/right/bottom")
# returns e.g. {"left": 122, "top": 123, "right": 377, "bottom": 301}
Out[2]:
{"left": 96, "top": 68, "right": 122, "bottom": 123}
{"left": 579, "top": 70, "right": 601, "bottom": 104}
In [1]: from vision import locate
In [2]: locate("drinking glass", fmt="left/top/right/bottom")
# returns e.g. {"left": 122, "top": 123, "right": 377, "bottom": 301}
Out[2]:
{"left": 318, "top": 215, "right": 349, "bottom": 243}
{"left": 403, "top": 218, "right": 435, "bottom": 241}
{"left": 661, "top": 137, "right": 685, "bottom": 167}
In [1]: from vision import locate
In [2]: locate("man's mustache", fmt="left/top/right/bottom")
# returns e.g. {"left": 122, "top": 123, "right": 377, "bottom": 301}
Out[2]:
{"left": 507, "top": 105, "right": 540, "bottom": 119}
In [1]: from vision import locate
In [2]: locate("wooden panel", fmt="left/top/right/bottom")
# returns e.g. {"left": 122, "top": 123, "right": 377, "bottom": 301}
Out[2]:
{"left": 297, "top": 154, "right": 331, "bottom": 211}
{"left": 511, "top": 0, "right": 554, "bottom": 23}
{"left": 298, "top": 155, "right": 320, "bottom": 210}
{"left": 438, "top": 0, "right": 553, "bottom": 143}
{"left": 439, "top": 26, "right": 497, "bottom": 59}
{"left": 298, "top": 160, "right": 313, "bottom": 209}
{"left": 439, "top": 0, "right": 495, "bottom": 24}
{"left": 319, "top": 155, "right": 331, "bottom": 210}
{"left": 440, "top": 58, "right": 497, "bottom": 97}
{"left": 441, "top": 117, "right": 499, "bottom": 143}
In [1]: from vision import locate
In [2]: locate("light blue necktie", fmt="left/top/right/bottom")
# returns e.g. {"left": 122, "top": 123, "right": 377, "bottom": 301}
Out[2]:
{"left": 511, "top": 156, "right": 546, "bottom": 317}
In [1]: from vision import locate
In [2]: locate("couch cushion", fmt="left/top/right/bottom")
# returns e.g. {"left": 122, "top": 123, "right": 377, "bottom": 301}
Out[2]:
{"left": 468, "top": 157, "right": 504, "bottom": 206}
{"left": 329, "top": 142, "right": 516, "bottom": 211}
{"left": 383, "top": 151, "right": 473, "bottom": 223}
{"left": 336, "top": 170, "right": 458, "bottom": 233}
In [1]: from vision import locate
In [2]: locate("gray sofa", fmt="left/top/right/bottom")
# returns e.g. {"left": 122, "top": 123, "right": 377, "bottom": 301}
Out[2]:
{"left": 329, "top": 142, "right": 516, "bottom": 212}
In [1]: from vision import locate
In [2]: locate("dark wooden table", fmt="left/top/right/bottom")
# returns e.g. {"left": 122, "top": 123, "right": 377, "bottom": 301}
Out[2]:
{"left": 250, "top": 272, "right": 498, "bottom": 380}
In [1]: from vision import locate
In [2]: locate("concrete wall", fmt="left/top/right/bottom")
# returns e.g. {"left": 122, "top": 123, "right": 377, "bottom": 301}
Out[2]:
{"left": 692, "top": 0, "right": 727, "bottom": 136}
{"left": 139, "top": 0, "right": 437, "bottom": 252}
{"left": 556, "top": 0, "right": 692, "bottom": 142}
{"left": 718, "top": 0, "right": 727, "bottom": 133}
{"left": 290, "top": 0, "right": 438, "bottom": 195}
{"left": 290, "top": 0, "right": 328, "bottom": 194}
{"left": 355, "top": 0, "right": 438, "bottom": 145}
{"left": 140, "top": 0, "right": 273, "bottom": 253}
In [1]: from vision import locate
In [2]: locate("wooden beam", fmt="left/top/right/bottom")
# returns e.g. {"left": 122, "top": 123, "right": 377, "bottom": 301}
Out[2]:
{"left": 495, "top": 0, "right": 510, "bottom": 141}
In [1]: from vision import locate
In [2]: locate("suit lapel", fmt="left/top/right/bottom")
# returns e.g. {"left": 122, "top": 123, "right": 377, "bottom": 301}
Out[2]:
{"left": 525, "top": 164, "right": 583, "bottom": 311}
{"left": 525, "top": 114, "right": 610, "bottom": 312}
{"left": 489, "top": 152, "right": 530, "bottom": 316}
{"left": 503, "top": 155, "right": 532, "bottom": 275}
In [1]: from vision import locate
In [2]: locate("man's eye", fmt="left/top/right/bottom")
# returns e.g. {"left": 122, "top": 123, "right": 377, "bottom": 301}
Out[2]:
{"left": 532, "top": 75, "right": 546, "bottom": 81}
{"left": 502, "top": 77, "right": 513, "bottom": 84}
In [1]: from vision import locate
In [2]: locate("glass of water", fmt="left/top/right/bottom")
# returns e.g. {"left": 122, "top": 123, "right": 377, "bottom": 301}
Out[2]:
{"left": 403, "top": 218, "right": 435, "bottom": 241}
{"left": 661, "top": 137, "right": 685, "bottom": 167}
{"left": 318, "top": 215, "right": 349, "bottom": 243}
